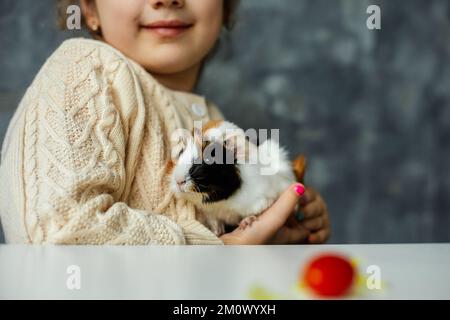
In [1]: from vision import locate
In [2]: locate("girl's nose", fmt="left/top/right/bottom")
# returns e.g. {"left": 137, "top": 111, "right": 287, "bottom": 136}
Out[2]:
{"left": 150, "top": 0, "right": 184, "bottom": 10}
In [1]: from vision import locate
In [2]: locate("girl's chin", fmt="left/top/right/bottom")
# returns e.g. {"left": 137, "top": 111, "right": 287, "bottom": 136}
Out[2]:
{"left": 131, "top": 41, "right": 202, "bottom": 71}
{"left": 140, "top": 58, "right": 197, "bottom": 75}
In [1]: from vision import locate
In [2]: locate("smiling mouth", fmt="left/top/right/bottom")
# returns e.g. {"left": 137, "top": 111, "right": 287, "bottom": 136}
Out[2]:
{"left": 142, "top": 20, "right": 193, "bottom": 37}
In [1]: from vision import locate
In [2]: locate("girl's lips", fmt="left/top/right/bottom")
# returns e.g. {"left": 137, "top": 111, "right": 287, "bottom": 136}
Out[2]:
{"left": 146, "top": 26, "right": 191, "bottom": 37}
{"left": 142, "top": 20, "right": 193, "bottom": 37}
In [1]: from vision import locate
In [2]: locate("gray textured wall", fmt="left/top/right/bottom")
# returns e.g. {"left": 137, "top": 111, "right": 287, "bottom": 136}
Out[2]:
{"left": 1, "top": 0, "right": 449, "bottom": 244}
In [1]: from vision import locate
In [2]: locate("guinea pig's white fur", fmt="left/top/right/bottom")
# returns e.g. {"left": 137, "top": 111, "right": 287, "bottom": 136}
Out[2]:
{"left": 170, "top": 121, "right": 296, "bottom": 235}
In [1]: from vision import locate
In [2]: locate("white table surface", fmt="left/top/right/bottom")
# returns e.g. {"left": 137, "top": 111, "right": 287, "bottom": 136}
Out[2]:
{"left": 0, "top": 244, "right": 449, "bottom": 300}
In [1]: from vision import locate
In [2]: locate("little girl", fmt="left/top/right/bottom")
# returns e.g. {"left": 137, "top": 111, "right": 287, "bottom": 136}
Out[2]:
{"left": 0, "top": 0, "right": 330, "bottom": 245}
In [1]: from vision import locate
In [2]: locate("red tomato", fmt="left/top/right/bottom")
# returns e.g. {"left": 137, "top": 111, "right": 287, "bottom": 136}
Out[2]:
{"left": 302, "top": 253, "right": 355, "bottom": 297}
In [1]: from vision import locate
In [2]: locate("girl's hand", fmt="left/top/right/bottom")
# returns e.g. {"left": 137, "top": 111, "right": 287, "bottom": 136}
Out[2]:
{"left": 220, "top": 183, "right": 309, "bottom": 245}
{"left": 298, "top": 187, "right": 331, "bottom": 244}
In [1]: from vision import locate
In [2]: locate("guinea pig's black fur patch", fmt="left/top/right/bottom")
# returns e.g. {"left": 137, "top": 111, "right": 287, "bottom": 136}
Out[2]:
{"left": 188, "top": 142, "right": 242, "bottom": 203}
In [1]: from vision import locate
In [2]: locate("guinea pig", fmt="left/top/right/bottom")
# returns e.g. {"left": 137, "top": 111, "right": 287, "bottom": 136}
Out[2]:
{"left": 169, "top": 120, "right": 306, "bottom": 236}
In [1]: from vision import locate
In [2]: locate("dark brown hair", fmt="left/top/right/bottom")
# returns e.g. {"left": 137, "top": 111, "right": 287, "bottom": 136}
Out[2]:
{"left": 56, "top": 0, "right": 240, "bottom": 33}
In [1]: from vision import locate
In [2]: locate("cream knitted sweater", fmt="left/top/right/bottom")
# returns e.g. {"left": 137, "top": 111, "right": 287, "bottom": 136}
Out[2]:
{"left": 0, "top": 38, "right": 225, "bottom": 245}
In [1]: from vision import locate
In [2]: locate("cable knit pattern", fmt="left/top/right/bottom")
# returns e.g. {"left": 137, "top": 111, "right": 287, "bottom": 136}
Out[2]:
{"left": 0, "top": 38, "right": 225, "bottom": 245}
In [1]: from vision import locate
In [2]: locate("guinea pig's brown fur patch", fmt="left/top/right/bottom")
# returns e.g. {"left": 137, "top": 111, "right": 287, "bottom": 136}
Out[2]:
{"left": 292, "top": 154, "right": 307, "bottom": 183}
{"left": 201, "top": 120, "right": 223, "bottom": 135}
{"left": 166, "top": 159, "right": 175, "bottom": 175}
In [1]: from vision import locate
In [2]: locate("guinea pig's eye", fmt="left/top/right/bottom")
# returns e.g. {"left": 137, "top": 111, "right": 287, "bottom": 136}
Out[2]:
{"left": 172, "top": 144, "right": 185, "bottom": 161}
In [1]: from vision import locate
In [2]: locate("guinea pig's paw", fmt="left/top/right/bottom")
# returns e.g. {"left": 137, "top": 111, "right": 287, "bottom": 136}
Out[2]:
{"left": 238, "top": 215, "right": 258, "bottom": 230}
{"left": 249, "top": 197, "right": 275, "bottom": 216}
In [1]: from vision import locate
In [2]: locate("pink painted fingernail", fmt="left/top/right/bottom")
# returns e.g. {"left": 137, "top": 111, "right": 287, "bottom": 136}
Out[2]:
{"left": 294, "top": 183, "right": 305, "bottom": 197}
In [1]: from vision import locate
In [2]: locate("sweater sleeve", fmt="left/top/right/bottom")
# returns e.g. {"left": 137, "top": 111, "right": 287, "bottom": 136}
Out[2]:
{"left": 21, "top": 40, "right": 186, "bottom": 245}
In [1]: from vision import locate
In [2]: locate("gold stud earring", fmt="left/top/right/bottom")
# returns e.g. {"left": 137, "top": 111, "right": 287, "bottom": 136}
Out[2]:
{"left": 91, "top": 21, "right": 99, "bottom": 32}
